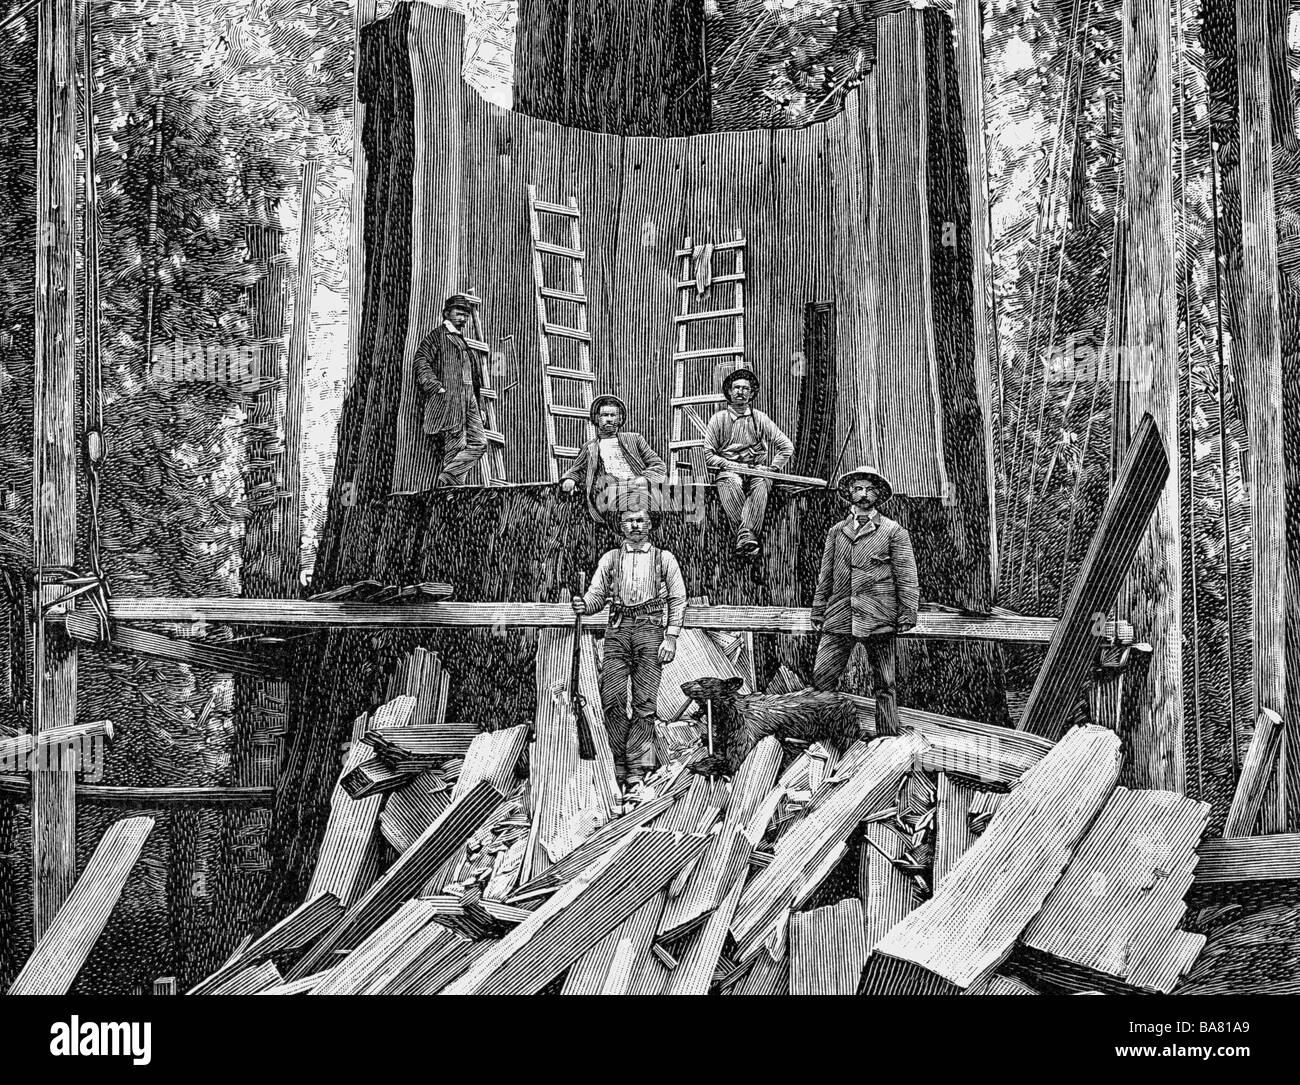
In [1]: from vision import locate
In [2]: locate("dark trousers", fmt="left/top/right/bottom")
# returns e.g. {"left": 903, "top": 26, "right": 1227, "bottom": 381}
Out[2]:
{"left": 812, "top": 631, "right": 899, "bottom": 736}
{"left": 715, "top": 472, "right": 771, "bottom": 544}
{"left": 600, "top": 616, "right": 663, "bottom": 779}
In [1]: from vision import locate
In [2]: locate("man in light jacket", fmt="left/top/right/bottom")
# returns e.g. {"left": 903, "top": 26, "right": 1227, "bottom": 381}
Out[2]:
{"left": 703, "top": 367, "right": 794, "bottom": 558}
{"left": 811, "top": 465, "right": 919, "bottom": 737}
{"left": 559, "top": 394, "right": 667, "bottom": 533}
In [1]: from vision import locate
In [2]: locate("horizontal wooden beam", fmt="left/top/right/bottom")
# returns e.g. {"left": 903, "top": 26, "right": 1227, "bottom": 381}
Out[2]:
{"left": 1194, "top": 834, "right": 1300, "bottom": 884}
{"left": 64, "top": 611, "right": 284, "bottom": 678}
{"left": 0, "top": 776, "right": 274, "bottom": 806}
{"left": 91, "top": 598, "right": 1133, "bottom": 644}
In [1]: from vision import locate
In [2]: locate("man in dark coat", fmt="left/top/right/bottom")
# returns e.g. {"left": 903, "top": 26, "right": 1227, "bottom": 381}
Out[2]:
{"left": 412, "top": 294, "right": 488, "bottom": 487}
{"left": 810, "top": 465, "right": 919, "bottom": 736}
{"left": 559, "top": 394, "right": 667, "bottom": 533}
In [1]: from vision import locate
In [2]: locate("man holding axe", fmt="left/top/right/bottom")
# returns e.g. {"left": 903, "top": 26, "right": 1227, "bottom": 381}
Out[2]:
{"left": 571, "top": 499, "right": 687, "bottom": 792}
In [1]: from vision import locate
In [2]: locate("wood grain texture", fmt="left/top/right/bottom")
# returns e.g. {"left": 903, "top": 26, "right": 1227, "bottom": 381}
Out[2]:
{"left": 9, "top": 816, "right": 154, "bottom": 995}
{"left": 732, "top": 732, "right": 925, "bottom": 961}
{"left": 1194, "top": 832, "right": 1300, "bottom": 883}
{"left": 1224, "top": 708, "right": 1285, "bottom": 836}
{"left": 1020, "top": 787, "right": 1209, "bottom": 993}
{"left": 789, "top": 897, "right": 870, "bottom": 996}
{"left": 1019, "top": 415, "right": 1169, "bottom": 741}
{"left": 443, "top": 828, "right": 708, "bottom": 995}
{"left": 865, "top": 726, "right": 1121, "bottom": 992}
{"left": 1117, "top": 0, "right": 1185, "bottom": 792}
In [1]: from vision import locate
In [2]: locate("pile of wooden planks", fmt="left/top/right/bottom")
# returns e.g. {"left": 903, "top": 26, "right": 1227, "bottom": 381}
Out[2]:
{"left": 184, "top": 652, "right": 1216, "bottom": 997}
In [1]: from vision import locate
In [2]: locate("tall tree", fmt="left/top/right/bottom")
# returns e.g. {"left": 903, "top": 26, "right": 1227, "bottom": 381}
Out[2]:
{"left": 513, "top": 0, "right": 711, "bottom": 135}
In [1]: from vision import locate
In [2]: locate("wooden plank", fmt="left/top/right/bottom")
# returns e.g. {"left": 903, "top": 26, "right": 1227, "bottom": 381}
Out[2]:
{"left": 657, "top": 627, "right": 749, "bottom": 721}
{"left": 732, "top": 732, "right": 925, "bottom": 961}
{"left": 452, "top": 725, "right": 528, "bottom": 801}
{"left": 860, "top": 821, "right": 916, "bottom": 951}
{"left": 659, "top": 736, "right": 782, "bottom": 939}
{"left": 1223, "top": 708, "right": 1284, "bottom": 836}
{"left": 380, "top": 776, "right": 450, "bottom": 854}
{"left": 849, "top": 693, "right": 1054, "bottom": 786}
{"left": 205, "top": 960, "right": 282, "bottom": 996}
{"left": 187, "top": 891, "right": 344, "bottom": 995}
{"left": 9, "top": 816, "right": 154, "bottom": 994}
{"left": 1020, "top": 788, "right": 1209, "bottom": 994}
{"left": 965, "top": 973, "right": 1039, "bottom": 995}
{"left": 97, "top": 597, "right": 1131, "bottom": 643}
{"left": 63, "top": 614, "right": 282, "bottom": 678}
{"left": 863, "top": 726, "right": 1122, "bottom": 993}
{"left": 933, "top": 772, "right": 976, "bottom": 887}
{"left": 310, "top": 898, "right": 442, "bottom": 996}
{"left": 288, "top": 779, "right": 502, "bottom": 980}
{"left": 1019, "top": 415, "right": 1169, "bottom": 739}
{"left": 306, "top": 715, "right": 385, "bottom": 908}
{"left": 665, "top": 871, "right": 746, "bottom": 996}
{"left": 1232, "top": 0, "right": 1288, "bottom": 822}
{"left": 443, "top": 828, "right": 708, "bottom": 996}
{"left": 364, "top": 722, "right": 480, "bottom": 760}
{"left": 1194, "top": 833, "right": 1300, "bottom": 883}
{"left": 789, "top": 898, "right": 870, "bottom": 996}
{"left": 31, "top": 0, "right": 81, "bottom": 940}
{"left": 522, "top": 627, "right": 608, "bottom": 882}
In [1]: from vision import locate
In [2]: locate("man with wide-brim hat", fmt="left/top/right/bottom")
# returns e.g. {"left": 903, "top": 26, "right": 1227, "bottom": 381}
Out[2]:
{"left": 702, "top": 366, "right": 794, "bottom": 559}
{"left": 559, "top": 393, "right": 667, "bottom": 534}
{"left": 810, "top": 464, "right": 919, "bottom": 736}
{"left": 411, "top": 294, "right": 489, "bottom": 487}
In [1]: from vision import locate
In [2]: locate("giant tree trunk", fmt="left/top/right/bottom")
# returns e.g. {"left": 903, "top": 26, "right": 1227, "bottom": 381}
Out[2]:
{"left": 513, "top": 0, "right": 711, "bottom": 136}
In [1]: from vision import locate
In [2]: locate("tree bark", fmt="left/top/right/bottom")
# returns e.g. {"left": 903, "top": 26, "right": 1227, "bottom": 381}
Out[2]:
{"left": 513, "top": 0, "right": 711, "bottom": 136}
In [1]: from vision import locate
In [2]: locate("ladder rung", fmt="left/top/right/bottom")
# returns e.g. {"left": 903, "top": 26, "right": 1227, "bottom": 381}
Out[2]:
{"left": 533, "top": 199, "right": 579, "bottom": 217}
{"left": 535, "top": 241, "right": 585, "bottom": 260}
{"left": 550, "top": 404, "right": 591, "bottom": 420}
{"left": 676, "top": 307, "right": 745, "bottom": 324}
{"left": 540, "top": 287, "right": 588, "bottom": 304}
{"left": 674, "top": 239, "right": 746, "bottom": 258}
{"left": 672, "top": 346, "right": 744, "bottom": 362}
{"left": 676, "top": 273, "right": 746, "bottom": 289}
{"left": 554, "top": 445, "right": 582, "bottom": 459}
{"left": 544, "top": 323, "right": 592, "bottom": 343}
{"left": 484, "top": 429, "right": 505, "bottom": 444}
{"left": 670, "top": 440, "right": 707, "bottom": 451}
{"left": 672, "top": 393, "right": 726, "bottom": 407}
{"left": 546, "top": 365, "right": 596, "bottom": 383}
{"left": 464, "top": 338, "right": 490, "bottom": 353}
{"left": 479, "top": 389, "right": 498, "bottom": 400}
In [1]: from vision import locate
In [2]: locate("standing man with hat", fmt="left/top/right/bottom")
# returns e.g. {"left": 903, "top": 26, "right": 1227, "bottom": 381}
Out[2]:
{"left": 412, "top": 294, "right": 489, "bottom": 487}
{"left": 559, "top": 394, "right": 667, "bottom": 534}
{"left": 572, "top": 504, "right": 687, "bottom": 792}
{"left": 703, "top": 367, "right": 794, "bottom": 558}
{"left": 810, "top": 465, "right": 919, "bottom": 736}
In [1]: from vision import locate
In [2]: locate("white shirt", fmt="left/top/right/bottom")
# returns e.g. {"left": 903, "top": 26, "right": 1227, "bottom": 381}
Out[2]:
{"left": 598, "top": 437, "right": 636, "bottom": 480}
{"left": 852, "top": 508, "right": 881, "bottom": 538}
{"left": 582, "top": 541, "right": 687, "bottom": 636}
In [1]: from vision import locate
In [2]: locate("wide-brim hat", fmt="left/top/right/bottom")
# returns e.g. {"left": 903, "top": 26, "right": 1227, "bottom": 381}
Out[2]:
{"left": 443, "top": 292, "right": 478, "bottom": 313}
{"left": 721, "top": 367, "right": 760, "bottom": 395}
{"left": 837, "top": 465, "right": 893, "bottom": 504}
{"left": 590, "top": 394, "right": 628, "bottom": 426}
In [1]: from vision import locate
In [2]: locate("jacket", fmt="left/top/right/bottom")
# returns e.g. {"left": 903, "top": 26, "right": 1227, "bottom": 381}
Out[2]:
{"left": 413, "top": 324, "right": 482, "bottom": 436}
{"left": 811, "top": 513, "right": 919, "bottom": 638}
{"left": 559, "top": 432, "right": 667, "bottom": 523}
{"left": 702, "top": 406, "right": 794, "bottom": 473}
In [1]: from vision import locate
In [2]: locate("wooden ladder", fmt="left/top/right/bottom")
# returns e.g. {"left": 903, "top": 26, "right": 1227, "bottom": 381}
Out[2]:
{"left": 527, "top": 186, "right": 595, "bottom": 482}
{"left": 670, "top": 230, "right": 747, "bottom": 480}
{"left": 462, "top": 294, "right": 507, "bottom": 485}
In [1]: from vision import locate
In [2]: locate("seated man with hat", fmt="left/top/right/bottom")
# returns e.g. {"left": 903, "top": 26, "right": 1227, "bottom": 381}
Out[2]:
{"left": 702, "top": 367, "right": 794, "bottom": 558}
{"left": 412, "top": 293, "right": 489, "bottom": 488}
{"left": 559, "top": 394, "right": 667, "bottom": 534}
{"left": 810, "top": 465, "right": 919, "bottom": 737}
